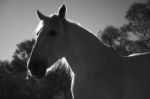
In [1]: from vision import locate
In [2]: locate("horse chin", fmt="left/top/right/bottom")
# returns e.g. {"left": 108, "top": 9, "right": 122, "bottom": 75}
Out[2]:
{"left": 27, "top": 69, "right": 46, "bottom": 80}
{"left": 27, "top": 66, "right": 47, "bottom": 79}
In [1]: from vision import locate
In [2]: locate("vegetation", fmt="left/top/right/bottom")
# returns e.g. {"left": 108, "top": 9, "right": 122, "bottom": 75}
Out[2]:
{"left": 0, "top": 39, "right": 72, "bottom": 99}
{"left": 98, "top": 1, "right": 150, "bottom": 56}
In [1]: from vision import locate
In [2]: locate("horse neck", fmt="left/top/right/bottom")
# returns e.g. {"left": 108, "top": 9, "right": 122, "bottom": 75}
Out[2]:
{"left": 65, "top": 21, "right": 113, "bottom": 79}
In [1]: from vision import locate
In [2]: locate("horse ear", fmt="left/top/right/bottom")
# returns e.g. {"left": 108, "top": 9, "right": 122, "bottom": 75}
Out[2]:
{"left": 58, "top": 4, "right": 66, "bottom": 19}
{"left": 37, "top": 10, "right": 47, "bottom": 20}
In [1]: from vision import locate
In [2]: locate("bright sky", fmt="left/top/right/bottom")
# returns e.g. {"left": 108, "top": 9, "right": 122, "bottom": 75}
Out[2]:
{"left": 0, "top": 0, "right": 147, "bottom": 61}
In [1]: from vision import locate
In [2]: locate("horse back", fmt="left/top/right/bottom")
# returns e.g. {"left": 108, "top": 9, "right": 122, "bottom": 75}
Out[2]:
{"left": 123, "top": 52, "right": 150, "bottom": 71}
{"left": 120, "top": 53, "right": 150, "bottom": 99}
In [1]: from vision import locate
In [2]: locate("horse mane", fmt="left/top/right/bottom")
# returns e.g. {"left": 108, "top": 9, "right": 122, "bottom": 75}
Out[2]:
{"left": 63, "top": 19, "right": 122, "bottom": 72}
{"left": 67, "top": 20, "right": 103, "bottom": 45}
{"left": 34, "top": 20, "right": 44, "bottom": 37}
{"left": 65, "top": 18, "right": 119, "bottom": 57}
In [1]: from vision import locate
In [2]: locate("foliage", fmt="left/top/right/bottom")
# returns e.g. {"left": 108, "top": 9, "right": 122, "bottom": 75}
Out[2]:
{"left": 0, "top": 39, "right": 72, "bottom": 99}
{"left": 100, "top": 25, "right": 120, "bottom": 49}
{"left": 125, "top": 2, "right": 150, "bottom": 40}
{"left": 11, "top": 39, "right": 35, "bottom": 73}
{"left": 98, "top": 1, "right": 150, "bottom": 56}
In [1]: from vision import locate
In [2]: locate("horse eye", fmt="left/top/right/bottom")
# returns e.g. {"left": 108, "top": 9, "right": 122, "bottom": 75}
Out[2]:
{"left": 49, "top": 30, "right": 57, "bottom": 36}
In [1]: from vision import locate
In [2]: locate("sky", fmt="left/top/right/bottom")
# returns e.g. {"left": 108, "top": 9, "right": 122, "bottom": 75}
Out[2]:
{"left": 0, "top": 0, "right": 147, "bottom": 61}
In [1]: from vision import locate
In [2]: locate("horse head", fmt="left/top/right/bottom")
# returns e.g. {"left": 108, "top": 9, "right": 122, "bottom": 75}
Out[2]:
{"left": 27, "top": 5, "right": 71, "bottom": 79}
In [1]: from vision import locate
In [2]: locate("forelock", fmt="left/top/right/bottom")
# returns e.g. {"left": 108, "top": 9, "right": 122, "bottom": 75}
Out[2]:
{"left": 34, "top": 20, "right": 44, "bottom": 36}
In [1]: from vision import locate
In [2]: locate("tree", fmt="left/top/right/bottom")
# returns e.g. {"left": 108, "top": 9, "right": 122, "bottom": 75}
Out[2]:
{"left": 11, "top": 39, "right": 35, "bottom": 73}
{"left": 97, "top": 1, "right": 150, "bottom": 56}
{"left": 121, "top": 2, "right": 150, "bottom": 54}
{"left": 118, "top": 24, "right": 136, "bottom": 55}
{"left": 98, "top": 25, "right": 121, "bottom": 49}
{"left": 0, "top": 39, "right": 37, "bottom": 99}
{"left": 0, "top": 60, "right": 18, "bottom": 99}
{"left": 0, "top": 38, "right": 72, "bottom": 99}
{"left": 125, "top": 2, "right": 150, "bottom": 40}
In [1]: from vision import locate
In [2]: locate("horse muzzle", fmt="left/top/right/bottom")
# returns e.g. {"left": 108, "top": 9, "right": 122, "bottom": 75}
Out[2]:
{"left": 27, "top": 61, "right": 47, "bottom": 79}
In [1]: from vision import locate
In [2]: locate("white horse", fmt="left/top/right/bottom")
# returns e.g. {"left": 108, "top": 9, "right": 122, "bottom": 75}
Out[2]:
{"left": 27, "top": 4, "right": 150, "bottom": 99}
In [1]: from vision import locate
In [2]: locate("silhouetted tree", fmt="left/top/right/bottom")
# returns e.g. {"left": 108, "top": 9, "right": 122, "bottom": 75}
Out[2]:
{"left": 119, "top": 24, "right": 136, "bottom": 55}
{"left": 0, "top": 60, "right": 18, "bottom": 99}
{"left": 0, "top": 39, "right": 36, "bottom": 99}
{"left": 125, "top": 2, "right": 150, "bottom": 40}
{"left": 98, "top": 25, "right": 121, "bottom": 49}
{"left": 123, "top": 1, "right": 150, "bottom": 53}
{"left": 11, "top": 39, "right": 35, "bottom": 73}
{"left": 98, "top": 1, "right": 150, "bottom": 56}
{"left": 0, "top": 38, "right": 72, "bottom": 99}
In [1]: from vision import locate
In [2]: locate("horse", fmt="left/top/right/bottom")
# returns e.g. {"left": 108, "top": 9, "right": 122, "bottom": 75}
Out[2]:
{"left": 27, "top": 4, "right": 150, "bottom": 99}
